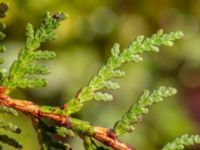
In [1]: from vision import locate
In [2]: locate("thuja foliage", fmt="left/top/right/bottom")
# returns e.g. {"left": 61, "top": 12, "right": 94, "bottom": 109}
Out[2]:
{"left": 2, "top": 10, "right": 65, "bottom": 90}
{"left": 0, "top": 2, "right": 200, "bottom": 150}
{"left": 0, "top": 2, "right": 22, "bottom": 149}
{"left": 162, "top": 134, "right": 200, "bottom": 150}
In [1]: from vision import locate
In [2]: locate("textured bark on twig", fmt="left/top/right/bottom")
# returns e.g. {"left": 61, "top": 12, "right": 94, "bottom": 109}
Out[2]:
{"left": 0, "top": 86, "right": 134, "bottom": 150}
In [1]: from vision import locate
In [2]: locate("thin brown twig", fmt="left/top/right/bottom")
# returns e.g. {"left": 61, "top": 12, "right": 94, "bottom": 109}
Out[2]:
{"left": 0, "top": 86, "right": 134, "bottom": 150}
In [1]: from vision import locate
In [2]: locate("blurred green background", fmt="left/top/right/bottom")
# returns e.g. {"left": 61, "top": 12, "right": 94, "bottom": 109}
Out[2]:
{"left": 1, "top": 0, "right": 200, "bottom": 149}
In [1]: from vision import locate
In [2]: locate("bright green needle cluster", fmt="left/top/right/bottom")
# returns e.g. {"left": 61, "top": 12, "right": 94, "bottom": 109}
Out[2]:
{"left": 162, "top": 134, "right": 200, "bottom": 150}
{"left": 1, "top": 11, "right": 66, "bottom": 90}
{"left": 113, "top": 86, "right": 177, "bottom": 135}
{"left": 66, "top": 30, "right": 183, "bottom": 114}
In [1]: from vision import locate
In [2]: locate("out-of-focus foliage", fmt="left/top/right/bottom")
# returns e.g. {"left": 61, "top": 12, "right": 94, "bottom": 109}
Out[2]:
{"left": 0, "top": 2, "right": 22, "bottom": 149}
{"left": 1, "top": 0, "right": 200, "bottom": 149}
{"left": 162, "top": 134, "right": 200, "bottom": 150}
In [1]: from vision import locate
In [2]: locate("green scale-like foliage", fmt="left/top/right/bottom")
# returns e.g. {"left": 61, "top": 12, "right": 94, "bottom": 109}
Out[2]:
{"left": 0, "top": 7, "right": 71, "bottom": 149}
{"left": 78, "top": 30, "right": 183, "bottom": 102}
{"left": 162, "top": 134, "right": 200, "bottom": 150}
{"left": 65, "top": 30, "right": 183, "bottom": 114}
{"left": 0, "top": 3, "right": 200, "bottom": 150}
{"left": 113, "top": 87, "right": 177, "bottom": 135}
{"left": 0, "top": 3, "right": 22, "bottom": 149}
{"left": 1, "top": 11, "right": 66, "bottom": 91}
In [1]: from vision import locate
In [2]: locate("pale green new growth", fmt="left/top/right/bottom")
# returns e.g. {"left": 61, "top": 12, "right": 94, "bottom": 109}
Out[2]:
{"left": 113, "top": 87, "right": 177, "bottom": 135}
{"left": 1, "top": 11, "right": 66, "bottom": 90}
{"left": 162, "top": 134, "right": 200, "bottom": 150}
{"left": 66, "top": 30, "right": 183, "bottom": 114}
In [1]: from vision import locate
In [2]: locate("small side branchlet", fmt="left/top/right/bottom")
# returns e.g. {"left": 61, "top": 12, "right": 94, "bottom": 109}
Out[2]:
{"left": 65, "top": 30, "right": 183, "bottom": 115}
{"left": 113, "top": 87, "right": 177, "bottom": 135}
{"left": 2, "top": 11, "right": 66, "bottom": 91}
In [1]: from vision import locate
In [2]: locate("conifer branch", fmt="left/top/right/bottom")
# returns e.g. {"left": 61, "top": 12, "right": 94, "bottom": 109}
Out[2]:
{"left": 0, "top": 4, "right": 199, "bottom": 149}
{"left": 0, "top": 88, "right": 133, "bottom": 150}
{"left": 2, "top": 11, "right": 66, "bottom": 91}
{"left": 113, "top": 86, "right": 177, "bottom": 135}
{"left": 65, "top": 30, "right": 183, "bottom": 114}
{"left": 0, "top": 3, "right": 23, "bottom": 149}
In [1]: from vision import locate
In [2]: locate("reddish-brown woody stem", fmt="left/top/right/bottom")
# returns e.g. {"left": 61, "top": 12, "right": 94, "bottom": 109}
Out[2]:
{"left": 0, "top": 87, "right": 134, "bottom": 150}
{"left": 94, "top": 126, "right": 134, "bottom": 150}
